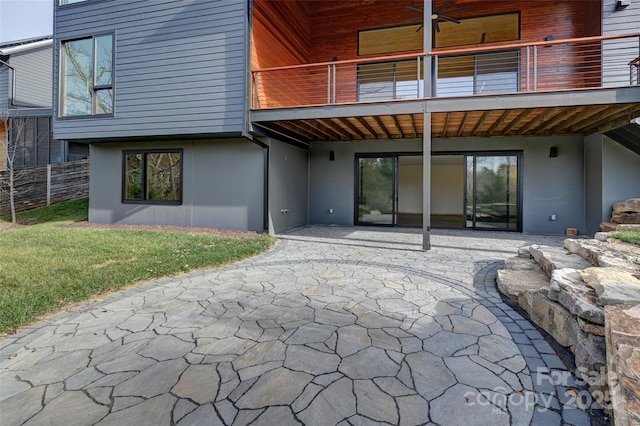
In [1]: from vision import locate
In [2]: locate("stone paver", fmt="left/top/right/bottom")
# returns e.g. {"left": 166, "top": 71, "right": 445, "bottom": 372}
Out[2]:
{"left": 0, "top": 227, "right": 598, "bottom": 425}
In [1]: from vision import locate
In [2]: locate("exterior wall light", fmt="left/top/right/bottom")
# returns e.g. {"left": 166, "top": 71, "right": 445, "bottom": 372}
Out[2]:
{"left": 616, "top": 0, "right": 630, "bottom": 10}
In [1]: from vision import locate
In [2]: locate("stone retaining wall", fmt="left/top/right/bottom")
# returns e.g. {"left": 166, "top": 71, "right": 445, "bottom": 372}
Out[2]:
{"left": 497, "top": 237, "right": 640, "bottom": 425}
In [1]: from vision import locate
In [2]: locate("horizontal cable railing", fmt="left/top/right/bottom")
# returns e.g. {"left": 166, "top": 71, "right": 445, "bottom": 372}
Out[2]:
{"left": 252, "top": 33, "right": 640, "bottom": 109}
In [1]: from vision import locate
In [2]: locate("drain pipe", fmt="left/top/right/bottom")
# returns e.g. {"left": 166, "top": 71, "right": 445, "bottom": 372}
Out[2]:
{"left": 0, "top": 59, "right": 17, "bottom": 107}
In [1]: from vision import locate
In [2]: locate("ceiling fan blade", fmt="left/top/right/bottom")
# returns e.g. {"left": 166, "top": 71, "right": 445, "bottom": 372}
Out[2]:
{"left": 440, "top": 6, "right": 470, "bottom": 14}
{"left": 404, "top": 5, "right": 423, "bottom": 13}
{"left": 435, "top": 0, "right": 454, "bottom": 14}
{"left": 403, "top": 17, "right": 424, "bottom": 23}
{"left": 434, "top": 20, "right": 440, "bottom": 32}
{"left": 416, "top": 24, "right": 424, "bottom": 32}
{"left": 439, "top": 15, "right": 461, "bottom": 24}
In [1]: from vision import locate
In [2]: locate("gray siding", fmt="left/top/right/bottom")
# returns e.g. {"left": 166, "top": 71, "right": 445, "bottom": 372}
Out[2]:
{"left": 89, "top": 139, "right": 264, "bottom": 231}
{"left": 602, "top": 0, "right": 640, "bottom": 85}
{"left": 10, "top": 46, "right": 53, "bottom": 108}
{"left": 0, "top": 68, "right": 7, "bottom": 109}
{"left": 309, "top": 136, "right": 586, "bottom": 235}
{"left": 267, "top": 138, "right": 309, "bottom": 234}
{"left": 54, "top": 0, "right": 248, "bottom": 140}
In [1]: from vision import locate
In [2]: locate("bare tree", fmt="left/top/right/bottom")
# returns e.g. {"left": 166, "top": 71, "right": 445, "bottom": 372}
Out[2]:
{"left": 0, "top": 107, "right": 30, "bottom": 223}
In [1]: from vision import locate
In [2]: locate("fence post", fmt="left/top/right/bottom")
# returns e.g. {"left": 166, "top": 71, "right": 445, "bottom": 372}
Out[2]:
{"left": 46, "top": 164, "right": 51, "bottom": 206}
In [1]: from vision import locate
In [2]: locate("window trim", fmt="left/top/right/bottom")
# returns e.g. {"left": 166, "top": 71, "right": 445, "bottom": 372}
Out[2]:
{"left": 121, "top": 149, "right": 184, "bottom": 205}
{"left": 59, "top": 32, "right": 115, "bottom": 118}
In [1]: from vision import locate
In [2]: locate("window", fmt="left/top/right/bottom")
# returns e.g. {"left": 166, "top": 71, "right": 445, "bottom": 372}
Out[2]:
{"left": 123, "top": 150, "right": 183, "bottom": 204}
{"left": 59, "top": 0, "right": 91, "bottom": 5}
{"left": 9, "top": 117, "right": 64, "bottom": 168}
{"left": 60, "top": 34, "right": 113, "bottom": 116}
{"left": 358, "top": 60, "right": 424, "bottom": 101}
{"left": 437, "top": 51, "right": 519, "bottom": 96}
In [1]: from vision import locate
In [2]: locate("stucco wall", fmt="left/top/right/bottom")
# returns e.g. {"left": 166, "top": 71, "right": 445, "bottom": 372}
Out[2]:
{"left": 267, "top": 138, "right": 309, "bottom": 234}
{"left": 602, "top": 136, "right": 640, "bottom": 222}
{"left": 309, "top": 140, "right": 422, "bottom": 226}
{"left": 89, "top": 139, "right": 265, "bottom": 231}
{"left": 584, "top": 134, "right": 604, "bottom": 236}
{"left": 309, "top": 135, "right": 586, "bottom": 235}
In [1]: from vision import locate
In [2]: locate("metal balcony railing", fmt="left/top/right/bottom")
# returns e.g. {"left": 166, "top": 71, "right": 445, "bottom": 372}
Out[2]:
{"left": 251, "top": 33, "right": 640, "bottom": 110}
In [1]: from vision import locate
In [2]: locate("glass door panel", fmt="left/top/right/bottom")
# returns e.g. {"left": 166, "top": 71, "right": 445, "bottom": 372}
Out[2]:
{"left": 357, "top": 157, "right": 396, "bottom": 225}
{"left": 466, "top": 154, "right": 519, "bottom": 230}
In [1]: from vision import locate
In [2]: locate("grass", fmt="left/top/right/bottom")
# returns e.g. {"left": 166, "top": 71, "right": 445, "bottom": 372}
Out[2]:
{"left": 0, "top": 199, "right": 275, "bottom": 334}
{"left": 611, "top": 230, "right": 640, "bottom": 245}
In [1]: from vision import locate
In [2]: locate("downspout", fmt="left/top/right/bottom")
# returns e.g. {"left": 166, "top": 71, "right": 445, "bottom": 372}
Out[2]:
{"left": 0, "top": 59, "right": 16, "bottom": 107}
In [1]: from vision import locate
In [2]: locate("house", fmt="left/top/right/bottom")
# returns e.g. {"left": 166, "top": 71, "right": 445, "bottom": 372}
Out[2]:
{"left": 0, "top": 35, "right": 88, "bottom": 170}
{"left": 53, "top": 0, "right": 640, "bottom": 249}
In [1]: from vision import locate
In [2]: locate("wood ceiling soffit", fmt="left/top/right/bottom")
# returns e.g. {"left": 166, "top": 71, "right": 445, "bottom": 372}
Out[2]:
{"left": 373, "top": 116, "right": 392, "bottom": 139}
{"left": 486, "top": 110, "right": 512, "bottom": 136}
{"left": 408, "top": 114, "right": 418, "bottom": 138}
{"left": 595, "top": 114, "right": 634, "bottom": 134}
{"left": 308, "top": 119, "right": 343, "bottom": 140}
{"left": 457, "top": 111, "right": 471, "bottom": 137}
{"left": 263, "top": 122, "right": 311, "bottom": 144}
{"left": 502, "top": 109, "right": 536, "bottom": 134}
{"left": 284, "top": 120, "right": 325, "bottom": 140}
{"left": 520, "top": 108, "right": 562, "bottom": 134}
{"left": 338, "top": 118, "right": 367, "bottom": 139}
{"left": 317, "top": 118, "right": 353, "bottom": 140}
{"left": 357, "top": 117, "right": 379, "bottom": 139}
{"left": 441, "top": 113, "right": 450, "bottom": 138}
{"left": 471, "top": 110, "right": 492, "bottom": 134}
{"left": 392, "top": 115, "right": 405, "bottom": 138}
{"left": 582, "top": 104, "right": 640, "bottom": 134}
{"left": 534, "top": 107, "right": 583, "bottom": 134}
{"left": 558, "top": 105, "right": 610, "bottom": 133}
{"left": 566, "top": 104, "right": 621, "bottom": 133}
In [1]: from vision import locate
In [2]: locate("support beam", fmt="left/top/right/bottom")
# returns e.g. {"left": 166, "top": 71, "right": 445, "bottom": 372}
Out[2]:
{"left": 486, "top": 110, "right": 512, "bottom": 136}
{"left": 338, "top": 117, "right": 367, "bottom": 139}
{"left": 423, "top": 112, "right": 432, "bottom": 251}
{"left": 373, "top": 116, "right": 392, "bottom": 139}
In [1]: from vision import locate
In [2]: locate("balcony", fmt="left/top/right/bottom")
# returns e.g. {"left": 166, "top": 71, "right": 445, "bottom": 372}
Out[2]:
{"left": 252, "top": 33, "right": 640, "bottom": 109}
{"left": 251, "top": 32, "right": 640, "bottom": 143}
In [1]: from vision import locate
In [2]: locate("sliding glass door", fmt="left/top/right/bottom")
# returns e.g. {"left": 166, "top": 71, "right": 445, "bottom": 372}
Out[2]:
{"left": 465, "top": 154, "right": 520, "bottom": 230}
{"left": 356, "top": 156, "right": 396, "bottom": 225}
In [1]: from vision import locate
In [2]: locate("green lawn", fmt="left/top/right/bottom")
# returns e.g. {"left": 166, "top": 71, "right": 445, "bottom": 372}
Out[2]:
{"left": 0, "top": 199, "right": 274, "bottom": 334}
{"left": 612, "top": 230, "right": 640, "bottom": 245}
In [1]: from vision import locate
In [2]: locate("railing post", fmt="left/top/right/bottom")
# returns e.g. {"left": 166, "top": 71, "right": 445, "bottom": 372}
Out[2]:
{"left": 327, "top": 65, "right": 332, "bottom": 104}
{"left": 525, "top": 46, "right": 530, "bottom": 92}
{"left": 533, "top": 45, "right": 538, "bottom": 91}
{"left": 416, "top": 56, "right": 421, "bottom": 98}
{"left": 252, "top": 72, "right": 259, "bottom": 109}
{"left": 332, "top": 63, "right": 337, "bottom": 103}
{"left": 432, "top": 55, "right": 438, "bottom": 97}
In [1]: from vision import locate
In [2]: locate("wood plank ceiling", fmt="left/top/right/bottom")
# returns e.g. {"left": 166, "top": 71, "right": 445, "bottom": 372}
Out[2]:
{"left": 252, "top": 103, "right": 640, "bottom": 143}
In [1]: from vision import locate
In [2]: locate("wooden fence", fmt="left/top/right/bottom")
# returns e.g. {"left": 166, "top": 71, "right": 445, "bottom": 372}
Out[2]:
{"left": 0, "top": 159, "right": 89, "bottom": 216}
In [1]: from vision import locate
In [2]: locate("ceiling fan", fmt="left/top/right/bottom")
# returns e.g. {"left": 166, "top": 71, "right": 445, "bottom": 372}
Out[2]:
{"left": 404, "top": 0, "right": 471, "bottom": 32}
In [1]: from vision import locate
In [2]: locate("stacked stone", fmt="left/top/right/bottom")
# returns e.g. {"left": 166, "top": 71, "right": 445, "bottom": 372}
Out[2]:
{"left": 497, "top": 239, "right": 640, "bottom": 424}
{"left": 600, "top": 198, "right": 640, "bottom": 232}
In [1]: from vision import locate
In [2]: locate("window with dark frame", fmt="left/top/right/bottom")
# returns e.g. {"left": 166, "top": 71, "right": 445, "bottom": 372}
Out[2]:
{"left": 123, "top": 150, "right": 183, "bottom": 204}
{"left": 60, "top": 34, "right": 113, "bottom": 116}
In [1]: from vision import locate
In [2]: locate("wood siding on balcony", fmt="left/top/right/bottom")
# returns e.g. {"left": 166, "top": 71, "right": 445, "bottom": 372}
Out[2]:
{"left": 253, "top": 1, "right": 606, "bottom": 109}
{"left": 252, "top": 0, "right": 311, "bottom": 108}
{"left": 307, "top": 0, "right": 600, "bottom": 62}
